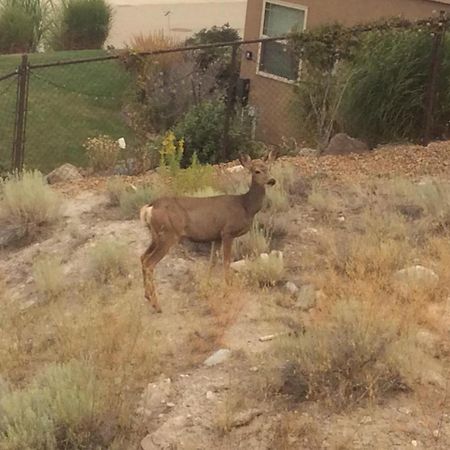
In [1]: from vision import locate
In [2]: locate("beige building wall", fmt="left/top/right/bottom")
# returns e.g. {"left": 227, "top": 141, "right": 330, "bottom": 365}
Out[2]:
{"left": 240, "top": 0, "right": 450, "bottom": 145}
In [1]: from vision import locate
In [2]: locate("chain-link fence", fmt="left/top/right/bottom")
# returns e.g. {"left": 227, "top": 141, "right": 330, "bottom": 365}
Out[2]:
{"left": 1, "top": 15, "right": 449, "bottom": 176}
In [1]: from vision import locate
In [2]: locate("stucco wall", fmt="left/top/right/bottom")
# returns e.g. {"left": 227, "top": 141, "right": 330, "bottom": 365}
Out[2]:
{"left": 240, "top": 0, "right": 450, "bottom": 145}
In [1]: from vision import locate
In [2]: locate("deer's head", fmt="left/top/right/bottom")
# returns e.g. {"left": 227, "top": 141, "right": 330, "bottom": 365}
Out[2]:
{"left": 239, "top": 150, "right": 278, "bottom": 187}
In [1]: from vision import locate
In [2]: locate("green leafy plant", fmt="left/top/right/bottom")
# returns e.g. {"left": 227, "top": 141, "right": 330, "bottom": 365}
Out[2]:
{"left": 341, "top": 28, "right": 450, "bottom": 145}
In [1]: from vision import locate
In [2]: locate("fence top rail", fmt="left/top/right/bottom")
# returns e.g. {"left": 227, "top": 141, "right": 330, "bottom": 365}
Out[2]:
{"left": 0, "top": 70, "right": 18, "bottom": 82}
{"left": 28, "top": 36, "right": 288, "bottom": 70}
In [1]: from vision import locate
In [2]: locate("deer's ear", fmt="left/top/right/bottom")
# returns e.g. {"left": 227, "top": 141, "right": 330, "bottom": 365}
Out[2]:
{"left": 239, "top": 153, "right": 252, "bottom": 169}
{"left": 263, "top": 149, "right": 278, "bottom": 164}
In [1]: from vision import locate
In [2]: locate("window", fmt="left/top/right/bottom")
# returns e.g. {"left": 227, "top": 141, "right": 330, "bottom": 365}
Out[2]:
{"left": 259, "top": 1, "right": 306, "bottom": 81}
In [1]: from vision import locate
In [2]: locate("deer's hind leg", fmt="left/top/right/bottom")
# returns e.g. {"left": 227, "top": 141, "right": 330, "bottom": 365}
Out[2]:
{"left": 141, "top": 231, "right": 179, "bottom": 313}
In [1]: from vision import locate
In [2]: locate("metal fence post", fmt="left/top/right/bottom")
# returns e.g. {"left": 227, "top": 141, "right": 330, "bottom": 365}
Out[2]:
{"left": 12, "top": 54, "right": 30, "bottom": 172}
{"left": 222, "top": 44, "right": 239, "bottom": 161}
{"left": 423, "top": 13, "right": 447, "bottom": 146}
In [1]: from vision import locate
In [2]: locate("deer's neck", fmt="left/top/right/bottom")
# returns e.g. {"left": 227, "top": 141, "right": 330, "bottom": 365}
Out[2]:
{"left": 242, "top": 179, "right": 265, "bottom": 217}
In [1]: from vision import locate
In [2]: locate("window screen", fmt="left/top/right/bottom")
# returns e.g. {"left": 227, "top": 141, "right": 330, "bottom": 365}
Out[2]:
{"left": 259, "top": 2, "right": 305, "bottom": 80}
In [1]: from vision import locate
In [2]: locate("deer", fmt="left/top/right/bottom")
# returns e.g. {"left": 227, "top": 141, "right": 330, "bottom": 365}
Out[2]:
{"left": 139, "top": 150, "right": 278, "bottom": 312}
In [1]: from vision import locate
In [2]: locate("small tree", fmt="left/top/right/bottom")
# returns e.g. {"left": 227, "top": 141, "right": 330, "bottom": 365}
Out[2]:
{"left": 49, "top": 0, "right": 112, "bottom": 50}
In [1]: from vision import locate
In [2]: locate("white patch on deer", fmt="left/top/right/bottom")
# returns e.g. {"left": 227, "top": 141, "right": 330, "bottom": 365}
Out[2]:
{"left": 140, "top": 205, "right": 153, "bottom": 225}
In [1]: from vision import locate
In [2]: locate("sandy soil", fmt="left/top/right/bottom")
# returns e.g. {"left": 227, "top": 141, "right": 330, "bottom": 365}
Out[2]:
{"left": 107, "top": 0, "right": 247, "bottom": 48}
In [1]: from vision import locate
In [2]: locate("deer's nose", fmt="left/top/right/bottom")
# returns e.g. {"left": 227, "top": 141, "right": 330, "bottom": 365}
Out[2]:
{"left": 267, "top": 178, "right": 276, "bottom": 186}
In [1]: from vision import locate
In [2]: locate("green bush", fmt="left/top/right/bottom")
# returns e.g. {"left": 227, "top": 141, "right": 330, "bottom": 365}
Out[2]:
{"left": 341, "top": 29, "right": 450, "bottom": 145}
{"left": 0, "top": 170, "right": 62, "bottom": 241}
{"left": 118, "top": 185, "right": 156, "bottom": 219}
{"left": 49, "top": 0, "right": 112, "bottom": 50}
{"left": 0, "top": 0, "right": 49, "bottom": 53}
{"left": 0, "top": 361, "right": 105, "bottom": 449}
{"left": 0, "top": 2, "right": 34, "bottom": 53}
{"left": 174, "top": 100, "right": 253, "bottom": 165}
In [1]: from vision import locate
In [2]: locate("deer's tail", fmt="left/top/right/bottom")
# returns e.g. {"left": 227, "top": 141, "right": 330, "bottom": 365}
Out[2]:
{"left": 140, "top": 203, "right": 153, "bottom": 226}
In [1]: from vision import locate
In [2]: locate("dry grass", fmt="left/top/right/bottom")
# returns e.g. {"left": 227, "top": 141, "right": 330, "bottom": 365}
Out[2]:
{"left": 118, "top": 184, "right": 156, "bottom": 219}
{"left": 127, "top": 30, "right": 183, "bottom": 70}
{"left": 0, "top": 279, "right": 162, "bottom": 447}
{"left": 234, "top": 219, "right": 271, "bottom": 259}
{"left": 307, "top": 182, "right": 340, "bottom": 221}
{"left": 0, "top": 170, "right": 62, "bottom": 242}
{"left": 32, "top": 254, "right": 65, "bottom": 300}
{"left": 277, "top": 298, "right": 425, "bottom": 409}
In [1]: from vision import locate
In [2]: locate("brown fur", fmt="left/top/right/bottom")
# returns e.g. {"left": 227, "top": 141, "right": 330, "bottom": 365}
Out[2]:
{"left": 140, "top": 151, "right": 277, "bottom": 312}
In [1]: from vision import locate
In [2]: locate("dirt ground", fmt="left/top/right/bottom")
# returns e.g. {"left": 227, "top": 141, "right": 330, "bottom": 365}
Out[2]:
{"left": 1, "top": 142, "right": 450, "bottom": 449}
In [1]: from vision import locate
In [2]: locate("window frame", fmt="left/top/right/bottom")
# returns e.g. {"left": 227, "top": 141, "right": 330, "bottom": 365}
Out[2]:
{"left": 257, "top": 0, "right": 308, "bottom": 84}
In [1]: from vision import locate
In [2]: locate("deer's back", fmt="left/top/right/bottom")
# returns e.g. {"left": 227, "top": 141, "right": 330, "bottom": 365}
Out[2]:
{"left": 152, "top": 195, "right": 252, "bottom": 242}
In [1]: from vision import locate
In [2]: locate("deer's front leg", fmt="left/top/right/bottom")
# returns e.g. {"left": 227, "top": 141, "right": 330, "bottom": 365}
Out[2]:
{"left": 222, "top": 235, "right": 233, "bottom": 284}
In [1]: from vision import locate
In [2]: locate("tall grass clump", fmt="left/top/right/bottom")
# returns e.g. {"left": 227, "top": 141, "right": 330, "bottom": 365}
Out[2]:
{"left": 88, "top": 238, "right": 131, "bottom": 283}
{"left": 0, "top": 361, "right": 107, "bottom": 449}
{"left": 0, "top": 170, "right": 62, "bottom": 240}
{"left": 118, "top": 185, "right": 156, "bottom": 219}
{"left": 341, "top": 29, "right": 450, "bottom": 145}
{"left": 278, "top": 299, "right": 423, "bottom": 409}
{"left": 49, "top": 0, "right": 112, "bottom": 50}
{"left": 0, "top": 0, "right": 50, "bottom": 53}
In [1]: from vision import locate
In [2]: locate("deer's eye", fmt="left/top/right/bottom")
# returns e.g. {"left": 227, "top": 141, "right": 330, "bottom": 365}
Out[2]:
{"left": 255, "top": 170, "right": 261, "bottom": 174}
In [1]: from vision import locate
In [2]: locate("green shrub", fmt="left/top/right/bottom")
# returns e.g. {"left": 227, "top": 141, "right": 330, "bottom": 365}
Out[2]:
{"left": 341, "top": 29, "right": 450, "bottom": 145}
{"left": 278, "top": 299, "right": 422, "bottom": 408}
{"left": 174, "top": 100, "right": 253, "bottom": 165}
{"left": 49, "top": 0, "right": 112, "bottom": 50}
{"left": 0, "top": 0, "right": 49, "bottom": 53}
{"left": 0, "top": 361, "right": 105, "bottom": 450}
{"left": 0, "top": 170, "right": 62, "bottom": 241}
{"left": 88, "top": 238, "right": 131, "bottom": 283}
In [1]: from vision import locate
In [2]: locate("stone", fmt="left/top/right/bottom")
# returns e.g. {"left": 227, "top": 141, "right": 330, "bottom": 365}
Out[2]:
{"left": 324, "top": 133, "right": 369, "bottom": 156}
{"left": 46, "top": 163, "right": 82, "bottom": 184}
{"left": 230, "top": 259, "right": 248, "bottom": 273}
{"left": 295, "top": 285, "right": 317, "bottom": 311}
{"left": 394, "top": 265, "right": 439, "bottom": 291}
{"left": 206, "top": 390, "right": 215, "bottom": 400}
{"left": 285, "top": 281, "right": 299, "bottom": 296}
{"left": 227, "top": 164, "right": 245, "bottom": 173}
{"left": 203, "top": 349, "right": 231, "bottom": 367}
{"left": 139, "top": 378, "right": 172, "bottom": 418}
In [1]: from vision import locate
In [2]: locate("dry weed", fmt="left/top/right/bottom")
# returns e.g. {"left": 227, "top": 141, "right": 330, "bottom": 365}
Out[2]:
{"left": 32, "top": 254, "right": 65, "bottom": 300}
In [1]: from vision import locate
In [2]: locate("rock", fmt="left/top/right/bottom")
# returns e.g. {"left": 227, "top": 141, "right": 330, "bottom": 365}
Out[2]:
{"left": 204, "top": 349, "right": 231, "bottom": 367}
{"left": 285, "top": 281, "right": 299, "bottom": 296}
{"left": 298, "top": 147, "right": 319, "bottom": 156}
{"left": 206, "top": 390, "right": 215, "bottom": 400}
{"left": 398, "top": 407, "right": 412, "bottom": 415}
{"left": 46, "top": 163, "right": 83, "bottom": 184}
{"left": 324, "top": 133, "right": 369, "bottom": 156}
{"left": 295, "top": 285, "right": 317, "bottom": 311}
{"left": 394, "top": 266, "right": 439, "bottom": 291}
{"left": 138, "top": 378, "right": 172, "bottom": 417}
{"left": 230, "top": 259, "right": 248, "bottom": 273}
